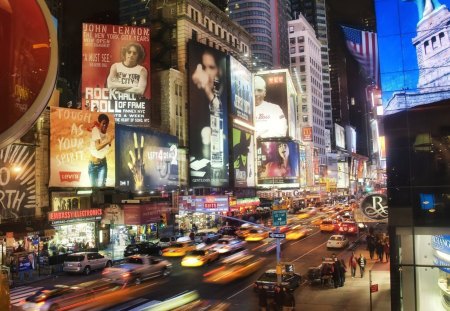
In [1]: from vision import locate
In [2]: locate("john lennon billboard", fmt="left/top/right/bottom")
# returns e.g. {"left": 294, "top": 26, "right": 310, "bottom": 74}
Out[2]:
{"left": 376, "top": 0, "right": 450, "bottom": 114}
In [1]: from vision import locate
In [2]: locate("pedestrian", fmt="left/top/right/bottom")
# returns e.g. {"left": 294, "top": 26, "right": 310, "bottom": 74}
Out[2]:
{"left": 348, "top": 251, "right": 358, "bottom": 278}
{"left": 339, "top": 258, "right": 347, "bottom": 286}
{"left": 376, "top": 238, "right": 384, "bottom": 262}
{"left": 273, "top": 285, "right": 284, "bottom": 311}
{"left": 384, "top": 239, "right": 390, "bottom": 263}
{"left": 366, "top": 234, "right": 376, "bottom": 260}
{"left": 332, "top": 257, "right": 341, "bottom": 288}
{"left": 258, "top": 285, "right": 268, "bottom": 311}
{"left": 358, "top": 253, "right": 367, "bottom": 278}
{"left": 282, "top": 287, "right": 295, "bottom": 311}
{"left": 189, "top": 231, "right": 195, "bottom": 241}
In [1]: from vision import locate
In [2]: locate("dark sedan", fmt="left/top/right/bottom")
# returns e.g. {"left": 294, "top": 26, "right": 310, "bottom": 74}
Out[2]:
{"left": 253, "top": 269, "right": 302, "bottom": 295}
{"left": 123, "top": 242, "right": 163, "bottom": 257}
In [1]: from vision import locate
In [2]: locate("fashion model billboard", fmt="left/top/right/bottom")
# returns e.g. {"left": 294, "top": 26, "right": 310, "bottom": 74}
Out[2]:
{"left": 49, "top": 107, "right": 116, "bottom": 187}
{"left": 229, "top": 56, "right": 253, "bottom": 125}
{"left": 115, "top": 124, "right": 178, "bottom": 192}
{"left": 375, "top": 0, "right": 450, "bottom": 114}
{"left": 335, "top": 123, "right": 346, "bottom": 150}
{"left": 188, "top": 41, "right": 229, "bottom": 187}
{"left": 232, "top": 127, "right": 255, "bottom": 188}
{"left": 81, "top": 23, "right": 150, "bottom": 126}
{"left": 254, "top": 72, "right": 289, "bottom": 139}
{"left": 0, "top": 145, "right": 36, "bottom": 220}
{"left": 256, "top": 140, "right": 299, "bottom": 187}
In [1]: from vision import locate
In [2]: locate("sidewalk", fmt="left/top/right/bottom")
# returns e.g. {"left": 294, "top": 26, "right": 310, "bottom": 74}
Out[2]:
{"left": 295, "top": 246, "right": 391, "bottom": 311}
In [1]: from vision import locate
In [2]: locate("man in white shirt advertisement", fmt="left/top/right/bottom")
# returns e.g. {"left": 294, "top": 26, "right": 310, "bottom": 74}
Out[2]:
{"left": 254, "top": 75, "right": 288, "bottom": 139}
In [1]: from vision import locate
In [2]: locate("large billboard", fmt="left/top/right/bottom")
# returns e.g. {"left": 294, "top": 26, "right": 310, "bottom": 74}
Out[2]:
{"left": 232, "top": 127, "right": 256, "bottom": 188}
{"left": 49, "top": 107, "right": 116, "bottom": 187}
{"left": 256, "top": 140, "right": 299, "bottom": 187}
{"left": 115, "top": 124, "right": 178, "bottom": 192}
{"left": 335, "top": 123, "right": 345, "bottom": 150}
{"left": 188, "top": 41, "right": 229, "bottom": 187}
{"left": 229, "top": 56, "right": 253, "bottom": 125}
{"left": 375, "top": 0, "right": 450, "bottom": 114}
{"left": 81, "top": 23, "right": 150, "bottom": 126}
{"left": 254, "top": 71, "right": 289, "bottom": 139}
{"left": 0, "top": 145, "right": 36, "bottom": 220}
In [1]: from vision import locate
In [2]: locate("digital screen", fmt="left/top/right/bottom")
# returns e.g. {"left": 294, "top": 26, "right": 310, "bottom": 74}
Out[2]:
{"left": 115, "top": 124, "right": 178, "bottom": 192}
{"left": 335, "top": 123, "right": 345, "bottom": 150}
{"left": 188, "top": 41, "right": 229, "bottom": 188}
{"left": 49, "top": 107, "right": 116, "bottom": 187}
{"left": 229, "top": 56, "right": 253, "bottom": 124}
{"left": 375, "top": 0, "right": 450, "bottom": 114}
{"left": 232, "top": 127, "right": 256, "bottom": 188}
{"left": 256, "top": 140, "right": 299, "bottom": 187}
{"left": 81, "top": 23, "right": 151, "bottom": 125}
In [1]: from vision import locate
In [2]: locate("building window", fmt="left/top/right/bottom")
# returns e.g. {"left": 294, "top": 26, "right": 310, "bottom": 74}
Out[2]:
{"left": 206, "top": 38, "right": 210, "bottom": 46}
{"left": 289, "top": 26, "right": 294, "bottom": 33}
{"left": 297, "top": 36, "right": 304, "bottom": 43}
{"left": 213, "top": 42, "right": 216, "bottom": 48}
{"left": 302, "top": 115, "right": 308, "bottom": 122}
{"left": 290, "top": 47, "right": 296, "bottom": 54}
{"left": 218, "top": 27, "right": 221, "bottom": 37}
{"left": 205, "top": 18, "right": 209, "bottom": 29}
{"left": 192, "top": 29, "right": 198, "bottom": 41}
{"left": 291, "top": 57, "right": 296, "bottom": 63}
{"left": 191, "top": 8, "right": 194, "bottom": 19}
{"left": 302, "top": 105, "right": 307, "bottom": 112}
{"left": 223, "top": 30, "right": 227, "bottom": 39}
{"left": 194, "top": 11, "right": 198, "bottom": 22}
{"left": 235, "top": 38, "right": 238, "bottom": 47}
{"left": 299, "top": 46, "right": 304, "bottom": 53}
{"left": 300, "top": 65, "right": 305, "bottom": 72}
{"left": 212, "top": 23, "right": 216, "bottom": 34}
{"left": 290, "top": 38, "right": 295, "bottom": 44}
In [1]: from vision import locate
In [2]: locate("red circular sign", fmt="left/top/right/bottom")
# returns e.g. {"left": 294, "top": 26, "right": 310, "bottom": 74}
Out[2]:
{"left": 0, "top": 0, "right": 58, "bottom": 149}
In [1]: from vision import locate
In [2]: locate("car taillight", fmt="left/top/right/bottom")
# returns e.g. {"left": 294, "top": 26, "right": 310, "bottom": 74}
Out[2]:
{"left": 122, "top": 272, "right": 130, "bottom": 278}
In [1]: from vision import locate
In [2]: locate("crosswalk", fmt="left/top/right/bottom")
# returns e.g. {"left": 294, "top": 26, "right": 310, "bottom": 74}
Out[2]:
{"left": 9, "top": 285, "right": 43, "bottom": 307}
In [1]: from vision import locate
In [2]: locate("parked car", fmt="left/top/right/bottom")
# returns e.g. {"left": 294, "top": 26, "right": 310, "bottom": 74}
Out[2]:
{"left": 158, "top": 236, "right": 177, "bottom": 248}
{"left": 124, "top": 242, "right": 163, "bottom": 257}
{"left": 194, "top": 231, "right": 222, "bottom": 244}
{"left": 181, "top": 249, "right": 220, "bottom": 267}
{"left": 102, "top": 254, "right": 172, "bottom": 285}
{"left": 63, "top": 252, "right": 112, "bottom": 275}
{"left": 211, "top": 237, "right": 246, "bottom": 254}
{"left": 326, "top": 235, "right": 349, "bottom": 249}
{"left": 253, "top": 269, "right": 302, "bottom": 295}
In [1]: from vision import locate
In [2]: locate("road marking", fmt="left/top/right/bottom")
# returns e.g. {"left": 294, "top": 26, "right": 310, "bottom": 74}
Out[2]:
{"left": 290, "top": 229, "right": 320, "bottom": 245}
{"left": 292, "top": 241, "right": 328, "bottom": 262}
{"left": 10, "top": 286, "right": 43, "bottom": 306}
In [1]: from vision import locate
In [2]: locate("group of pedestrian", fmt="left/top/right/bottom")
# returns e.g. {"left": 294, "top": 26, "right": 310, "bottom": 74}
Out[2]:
{"left": 349, "top": 251, "right": 367, "bottom": 278}
{"left": 258, "top": 285, "right": 295, "bottom": 311}
{"left": 366, "top": 232, "right": 390, "bottom": 263}
{"left": 331, "top": 253, "right": 347, "bottom": 288}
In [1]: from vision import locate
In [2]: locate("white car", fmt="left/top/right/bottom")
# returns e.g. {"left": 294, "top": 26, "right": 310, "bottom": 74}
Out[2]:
{"left": 326, "top": 235, "right": 349, "bottom": 249}
{"left": 211, "top": 237, "right": 246, "bottom": 254}
{"left": 63, "top": 252, "right": 112, "bottom": 275}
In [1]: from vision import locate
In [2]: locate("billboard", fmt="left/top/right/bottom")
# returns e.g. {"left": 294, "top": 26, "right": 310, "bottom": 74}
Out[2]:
{"left": 256, "top": 140, "right": 299, "bottom": 187}
{"left": 49, "top": 107, "right": 116, "bottom": 187}
{"left": 302, "top": 127, "right": 313, "bottom": 142}
{"left": 335, "top": 123, "right": 345, "bottom": 150}
{"left": 229, "top": 56, "right": 253, "bottom": 124}
{"left": 188, "top": 41, "right": 229, "bottom": 187}
{"left": 232, "top": 127, "right": 256, "bottom": 188}
{"left": 375, "top": 0, "right": 450, "bottom": 114}
{"left": 81, "top": 23, "right": 150, "bottom": 126}
{"left": 345, "top": 126, "right": 357, "bottom": 153}
{"left": 254, "top": 71, "right": 289, "bottom": 139}
{"left": 0, "top": 145, "right": 36, "bottom": 220}
{"left": 115, "top": 124, "right": 178, "bottom": 192}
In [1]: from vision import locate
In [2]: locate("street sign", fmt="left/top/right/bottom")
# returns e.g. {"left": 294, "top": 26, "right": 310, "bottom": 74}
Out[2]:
{"left": 272, "top": 210, "right": 287, "bottom": 226}
{"left": 269, "top": 232, "right": 286, "bottom": 239}
{"left": 370, "top": 284, "right": 379, "bottom": 293}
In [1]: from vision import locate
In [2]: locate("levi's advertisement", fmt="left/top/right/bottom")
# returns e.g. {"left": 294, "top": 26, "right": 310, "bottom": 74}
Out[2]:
{"left": 49, "top": 107, "right": 115, "bottom": 187}
{"left": 81, "top": 23, "right": 150, "bottom": 126}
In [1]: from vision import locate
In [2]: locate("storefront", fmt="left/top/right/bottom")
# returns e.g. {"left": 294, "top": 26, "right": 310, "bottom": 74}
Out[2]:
{"left": 178, "top": 195, "right": 229, "bottom": 231}
{"left": 229, "top": 197, "right": 260, "bottom": 216}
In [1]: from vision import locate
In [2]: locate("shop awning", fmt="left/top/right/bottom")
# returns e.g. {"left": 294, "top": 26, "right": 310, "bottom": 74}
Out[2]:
{"left": 0, "top": 220, "right": 55, "bottom": 238}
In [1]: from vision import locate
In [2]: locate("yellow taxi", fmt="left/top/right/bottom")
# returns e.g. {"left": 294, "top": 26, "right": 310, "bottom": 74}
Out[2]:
{"left": 310, "top": 216, "right": 326, "bottom": 226}
{"left": 203, "top": 253, "right": 264, "bottom": 284}
{"left": 245, "top": 229, "right": 269, "bottom": 242}
{"left": 297, "top": 212, "right": 311, "bottom": 219}
{"left": 162, "top": 241, "right": 197, "bottom": 257}
{"left": 235, "top": 224, "right": 255, "bottom": 239}
{"left": 285, "top": 226, "right": 309, "bottom": 240}
{"left": 320, "top": 219, "right": 339, "bottom": 232}
{"left": 181, "top": 249, "right": 220, "bottom": 267}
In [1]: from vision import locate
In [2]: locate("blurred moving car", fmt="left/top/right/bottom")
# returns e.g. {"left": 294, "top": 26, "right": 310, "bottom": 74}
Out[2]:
{"left": 102, "top": 254, "right": 172, "bottom": 285}
{"left": 285, "top": 226, "right": 310, "bottom": 240}
{"left": 338, "top": 221, "right": 358, "bottom": 235}
{"left": 181, "top": 249, "right": 220, "bottom": 267}
{"left": 245, "top": 229, "right": 270, "bottom": 242}
{"left": 218, "top": 226, "right": 238, "bottom": 237}
{"left": 159, "top": 236, "right": 177, "bottom": 248}
{"left": 326, "top": 235, "right": 349, "bottom": 249}
{"left": 211, "top": 237, "right": 246, "bottom": 254}
{"left": 162, "top": 241, "right": 197, "bottom": 257}
{"left": 123, "top": 242, "right": 163, "bottom": 257}
{"left": 203, "top": 252, "right": 264, "bottom": 284}
{"left": 320, "top": 219, "right": 339, "bottom": 233}
{"left": 235, "top": 224, "right": 256, "bottom": 239}
{"left": 253, "top": 269, "right": 302, "bottom": 295}
{"left": 63, "top": 252, "right": 112, "bottom": 275}
{"left": 297, "top": 207, "right": 317, "bottom": 220}
{"left": 310, "top": 216, "right": 326, "bottom": 226}
{"left": 194, "top": 231, "right": 222, "bottom": 244}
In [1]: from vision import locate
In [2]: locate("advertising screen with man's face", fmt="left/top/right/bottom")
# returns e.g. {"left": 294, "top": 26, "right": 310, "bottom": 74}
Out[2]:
{"left": 49, "top": 107, "right": 116, "bottom": 188}
{"left": 188, "top": 40, "right": 229, "bottom": 188}
{"left": 115, "top": 124, "right": 179, "bottom": 192}
{"left": 256, "top": 140, "right": 299, "bottom": 187}
{"left": 254, "top": 72, "right": 288, "bottom": 139}
{"left": 232, "top": 127, "right": 256, "bottom": 188}
{"left": 81, "top": 23, "right": 150, "bottom": 126}
{"left": 375, "top": 0, "right": 450, "bottom": 114}
{"left": 229, "top": 56, "right": 253, "bottom": 125}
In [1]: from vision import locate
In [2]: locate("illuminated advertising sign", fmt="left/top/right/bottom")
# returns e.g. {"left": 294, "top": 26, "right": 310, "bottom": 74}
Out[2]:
{"left": 337, "top": 162, "right": 348, "bottom": 189}
{"left": 52, "top": 197, "right": 80, "bottom": 211}
{"left": 48, "top": 208, "right": 103, "bottom": 224}
{"left": 195, "top": 196, "right": 229, "bottom": 213}
{"left": 115, "top": 124, "right": 178, "bottom": 192}
{"left": 0, "top": 0, "right": 58, "bottom": 149}
{"left": 49, "top": 107, "right": 116, "bottom": 187}
{"left": 188, "top": 41, "right": 229, "bottom": 187}
{"left": 302, "top": 127, "right": 313, "bottom": 142}
{"left": 370, "top": 120, "right": 379, "bottom": 154}
{"left": 254, "top": 71, "right": 289, "bottom": 139}
{"left": 229, "top": 56, "right": 253, "bottom": 124}
{"left": 81, "top": 23, "right": 150, "bottom": 126}
{"left": 232, "top": 127, "right": 256, "bottom": 188}
{"left": 256, "top": 140, "right": 299, "bottom": 187}
{"left": 359, "top": 193, "right": 388, "bottom": 222}
{"left": 0, "top": 145, "right": 36, "bottom": 219}
{"left": 299, "top": 145, "right": 307, "bottom": 188}
{"left": 375, "top": 0, "right": 450, "bottom": 114}
{"left": 335, "top": 123, "right": 345, "bottom": 150}
{"left": 345, "top": 125, "right": 357, "bottom": 153}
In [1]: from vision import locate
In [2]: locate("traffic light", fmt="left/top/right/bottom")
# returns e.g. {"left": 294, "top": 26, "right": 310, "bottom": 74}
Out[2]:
{"left": 160, "top": 213, "right": 167, "bottom": 228}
